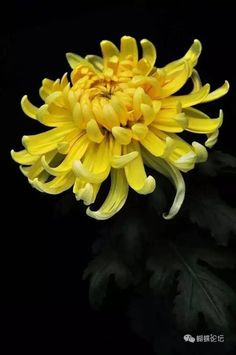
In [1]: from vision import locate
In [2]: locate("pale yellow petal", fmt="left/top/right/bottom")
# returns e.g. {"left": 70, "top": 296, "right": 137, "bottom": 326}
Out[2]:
{"left": 112, "top": 126, "right": 132, "bottom": 145}
{"left": 110, "top": 151, "right": 139, "bottom": 168}
{"left": 86, "top": 168, "right": 129, "bottom": 220}
{"left": 143, "top": 149, "right": 185, "bottom": 219}
{"left": 41, "top": 134, "right": 90, "bottom": 176}
{"left": 192, "top": 141, "right": 208, "bottom": 163}
{"left": 30, "top": 172, "right": 75, "bottom": 194}
{"left": 205, "top": 129, "right": 219, "bottom": 148}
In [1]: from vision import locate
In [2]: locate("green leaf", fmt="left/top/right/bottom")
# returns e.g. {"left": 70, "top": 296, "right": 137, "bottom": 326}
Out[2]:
{"left": 188, "top": 192, "right": 236, "bottom": 245}
{"left": 147, "top": 239, "right": 236, "bottom": 332}
{"left": 83, "top": 248, "right": 132, "bottom": 308}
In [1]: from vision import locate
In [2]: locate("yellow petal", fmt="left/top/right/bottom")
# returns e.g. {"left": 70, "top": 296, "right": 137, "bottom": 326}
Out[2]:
{"left": 21, "top": 95, "right": 38, "bottom": 119}
{"left": 159, "top": 62, "right": 189, "bottom": 97}
{"left": 141, "top": 104, "right": 155, "bottom": 125}
{"left": 103, "top": 103, "right": 120, "bottom": 129}
{"left": 140, "top": 39, "right": 156, "bottom": 69}
{"left": 120, "top": 36, "right": 138, "bottom": 63}
{"left": 86, "top": 119, "right": 104, "bottom": 143}
{"left": 111, "top": 95, "right": 128, "bottom": 126}
{"left": 110, "top": 151, "right": 139, "bottom": 168}
{"left": 165, "top": 133, "right": 197, "bottom": 172}
{"left": 205, "top": 129, "right": 219, "bottom": 148}
{"left": 140, "top": 129, "right": 165, "bottom": 156}
{"left": 100, "top": 40, "right": 119, "bottom": 67}
{"left": 72, "top": 102, "right": 86, "bottom": 129}
{"left": 37, "top": 104, "right": 71, "bottom": 127}
{"left": 191, "top": 69, "right": 202, "bottom": 92}
{"left": 74, "top": 180, "right": 101, "bottom": 205}
{"left": 22, "top": 124, "right": 76, "bottom": 155}
{"left": 131, "top": 123, "right": 149, "bottom": 140}
{"left": 192, "top": 141, "right": 208, "bottom": 163}
{"left": 152, "top": 113, "right": 187, "bottom": 133}
{"left": 41, "top": 134, "right": 90, "bottom": 176}
{"left": 11, "top": 149, "right": 39, "bottom": 165}
{"left": 22, "top": 150, "right": 57, "bottom": 179}
{"left": 86, "top": 168, "right": 129, "bottom": 220}
{"left": 73, "top": 139, "right": 110, "bottom": 183}
{"left": 124, "top": 141, "right": 156, "bottom": 194}
{"left": 184, "top": 39, "right": 202, "bottom": 68}
{"left": 185, "top": 108, "right": 223, "bottom": 133}
{"left": 30, "top": 172, "right": 75, "bottom": 194}
{"left": 112, "top": 126, "right": 132, "bottom": 145}
{"left": 142, "top": 149, "right": 185, "bottom": 220}
{"left": 203, "top": 81, "right": 229, "bottom": 103}
{"left": 161, "top": 84, "right": 210, "bottom": 108}
{"left": 66, "top": 52, "right": 96, "bottom": 71}
{"left": 73, "top": 160, "right": 109, "bottom": 183}
{"left": 85, "top": 55, "right": 104, "bottom": 71}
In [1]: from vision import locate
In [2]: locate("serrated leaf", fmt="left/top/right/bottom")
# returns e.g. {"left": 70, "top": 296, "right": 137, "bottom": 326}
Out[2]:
{"left": 147, "top": 240, "right": 236, "bottom": 332}
{"left": 188, "top": 186, "right": 236, "bottom": 246}
{"left": 83, "top": 248, "right": 132, "bottom": 308}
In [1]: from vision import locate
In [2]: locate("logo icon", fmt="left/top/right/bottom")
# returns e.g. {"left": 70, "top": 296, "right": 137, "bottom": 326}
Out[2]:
{"left": 183, "top": 334, "right": 196, "bottom": 343}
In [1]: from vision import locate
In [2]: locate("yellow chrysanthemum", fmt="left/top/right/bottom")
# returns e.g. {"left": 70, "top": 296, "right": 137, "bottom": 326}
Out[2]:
{"left": 11, "top": 36, "right": 229, "bottom": 220}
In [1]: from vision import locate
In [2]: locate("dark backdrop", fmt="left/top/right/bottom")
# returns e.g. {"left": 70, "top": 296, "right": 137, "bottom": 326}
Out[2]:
{"left": 1, "top": 1, "right": 235, "bottom": 354}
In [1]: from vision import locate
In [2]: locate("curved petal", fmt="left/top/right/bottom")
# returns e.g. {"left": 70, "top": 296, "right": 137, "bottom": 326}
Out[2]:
{"left": 22, "top": 124, "right": 75, "bottom": 155}
{"left": 11, "top": 149, "right": 39, "bottom": 165}
{"left": 192, "top": 141, "right": 208, "bottom": 163}
{"left": 140, "top": 129, "right": 166, "bottom": 156}
{"left": 184, "top": 108, "right": 223, "bottom": 133}
{"left": 30, "top": 172, "right": 75, "bottom": 194}
{"left": 191, "top": 69, "right": 202, "bottom": 92}
{"left": 151, "top": 113, "right": 187, "bottom": 133}
{"left": 85, "top": 55, "right": 104, "bottom": 71}
{"left": 203, "top": 81, "right": 229, "bottom": 103}
{"left": 140, "top": 39, "right": 156, "bottom": 69}
{"left": 120, "top": 36, "right": 138, "bottom": 63}
{"left": 21, "top": 95, "right": 38, "bottom": 119}
{"left": 86, "top": 168, "right": 129, "bottom": 220}
{"left": 205, "top": 129, "right": 219, "bottom": 148}
{"left": 161, "top": 84, "right": 210, "bottom": 108}
{"left": 66, "top": 52, "right": 96, "bottom": 71}
{"left": 41, "top": 134, "right": 90, "bottom": 176}
{"left": 142, "top": 149, "right": 185, "bottom": 219}
{"left": 73, "top": 138, "right": 110, "bottom": 183}
{"left": 159, "top": 61, "right": 189, "bottom": 97}
{"left": 22, "top": 150, "right": 57, "bottom": 179}
{"left": 73, "top": 179, "right": 101, "bottom": 205}
{"left": 124, "top": 141, "right": 156, "bottom": 194}
{"left": 110, "top": 151, "right": 139, "bottom": 168}
{"left": 100, "top": 40, "right": 119, "bottom": 68}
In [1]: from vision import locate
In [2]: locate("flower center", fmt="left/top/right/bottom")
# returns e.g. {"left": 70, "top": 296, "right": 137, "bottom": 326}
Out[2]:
{"left": 70, "top": 63, "right": 154, "bottom": 144}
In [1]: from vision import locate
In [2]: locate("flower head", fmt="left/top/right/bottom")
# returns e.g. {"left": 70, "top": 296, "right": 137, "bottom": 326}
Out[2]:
{"left": 11, "top": 36, "right": 229, "bottom": 219}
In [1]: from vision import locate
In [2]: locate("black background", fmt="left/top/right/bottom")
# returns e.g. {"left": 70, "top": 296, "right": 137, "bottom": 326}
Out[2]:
{"left": 1, "top": 0, "right": 236, "bottom": 353}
